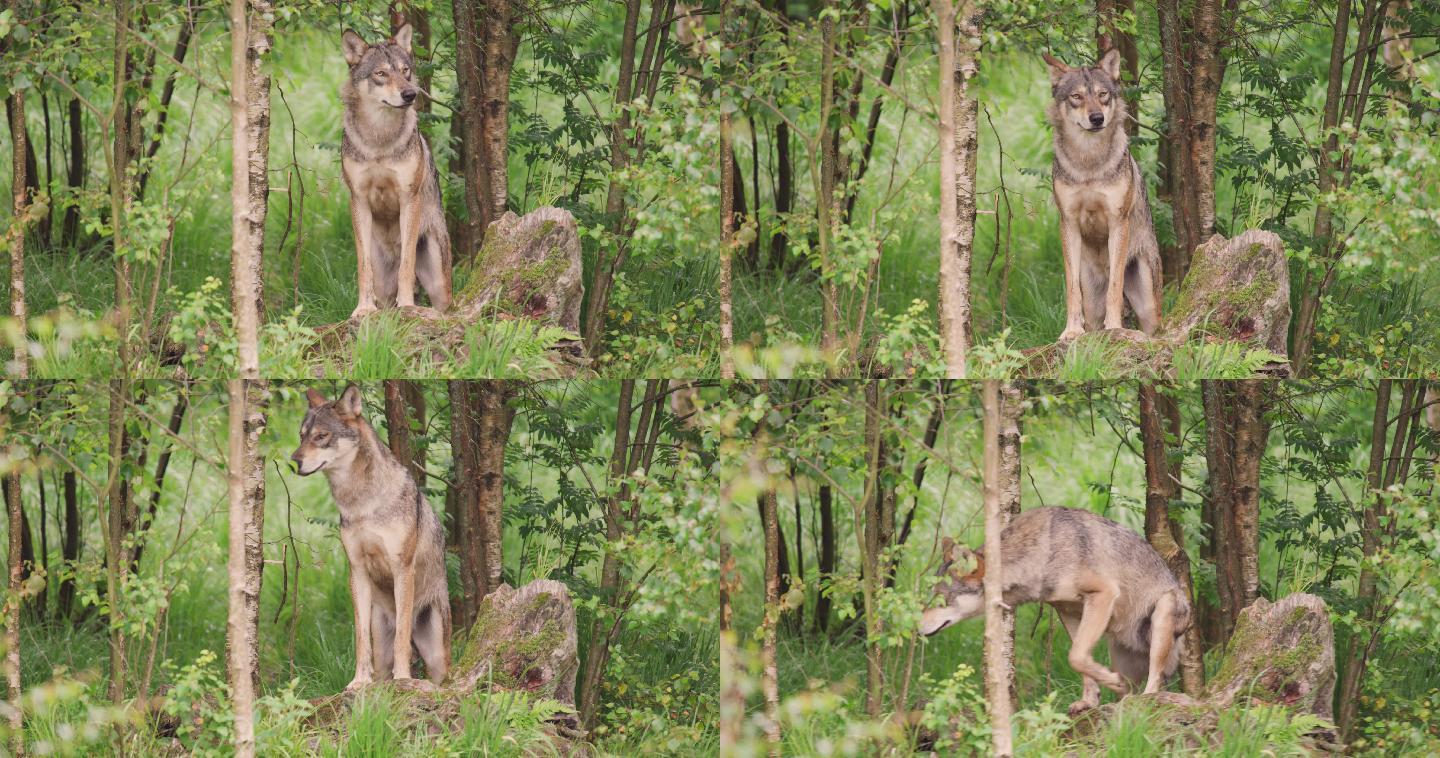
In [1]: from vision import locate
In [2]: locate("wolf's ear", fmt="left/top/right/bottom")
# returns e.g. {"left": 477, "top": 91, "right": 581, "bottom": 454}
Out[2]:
{"left": 392, "top": 24, "right": 413, "bottom": 54}
{"left": 342, "top": 30, "right": 367, "bottom": 67}
{"left": 1042, "top": 53, "right": 1070, "bottom": 85}
{"left": 1098, "top": 47, "right": 1121, "bottom": 81}
{"left": 337, "top": 385, "right": 363, "bottom": 418}
{"left": 306, "top": 388, "right": 327, "bottom": 409}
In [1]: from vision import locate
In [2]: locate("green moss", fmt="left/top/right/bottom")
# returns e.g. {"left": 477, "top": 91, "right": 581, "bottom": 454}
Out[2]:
{"left": 454, "top": 591, "right": 566, "bottom": 696}
{"left": 456, "top": 219, "right": 570, "bottom": 316}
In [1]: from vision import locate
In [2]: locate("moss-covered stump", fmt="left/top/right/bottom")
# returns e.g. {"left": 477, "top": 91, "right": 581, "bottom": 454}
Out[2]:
{"left": 303, "top": 579, "right": 585, "bottom": 754}
{"left": 1069, "top": 592, "right": 1339, "bottom": 752}
{"left": 1209, "top": 593, "right": 1336, "bottom": 722}
{"left": 456, "top": 207, "right": 584, "bottom": 335}
{"left": 1167, "top": 229, "right": 1290, "bottom": 356}
{"left": 451, "top": 579, "right": 579, "bottom": 707}
{"left": 1020, "top": 229, "right": 1292, "bottom": 378}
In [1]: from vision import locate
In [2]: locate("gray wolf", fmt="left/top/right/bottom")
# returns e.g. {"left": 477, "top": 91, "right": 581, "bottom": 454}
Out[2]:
{"left": 291, "top": 385, "right": 452, "bottom": 689}
{"left": 919, "top": 506, "right": 1190, "bottom": 715}
{"left": 1044, "top": 49, "right": 1163, "bottom": 341}
{"left": 341, "top": 24, "right": 452, "bottom": 318}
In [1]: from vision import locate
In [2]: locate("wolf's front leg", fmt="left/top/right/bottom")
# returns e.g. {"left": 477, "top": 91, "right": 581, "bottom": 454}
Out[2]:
{"left": 1103, "top": 211, "right": 1131, "bottom": 330}
{"left": 391, "top": 561, "right": 417, "bottom": 680}
{"left": 349, "top": 200, "right": 378, "bottom": 319}
{"left": 345, "top": 560, "right": 376, "bottom": 691}
{"left": 395, "top": 189, "right": 422, "bottom": 309}
{"left": 1057, "top": 207, "right": 1086, "bottom": 341}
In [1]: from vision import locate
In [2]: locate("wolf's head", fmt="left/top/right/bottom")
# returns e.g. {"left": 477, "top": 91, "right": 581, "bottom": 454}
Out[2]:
{"left": 341, "top": 25, "right": 419, "bottom": 110}
{"left": 291, "top": 386, "right": 365, "bottom": 476}
{"left": 1043, "top": 48, "right": 1125, "bottom": 135}
{"left": 918, "top": 537, "right": 985, "bottom": 636}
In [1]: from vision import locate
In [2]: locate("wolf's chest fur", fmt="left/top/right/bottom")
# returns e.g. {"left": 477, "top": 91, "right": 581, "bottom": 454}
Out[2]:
{"left": 344, "top": 149, "right": 423, "bottom": 224}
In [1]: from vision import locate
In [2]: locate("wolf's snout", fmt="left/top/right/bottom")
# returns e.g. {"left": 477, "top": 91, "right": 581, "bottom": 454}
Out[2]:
{"left": 401, "top": 88, "right": 417, "bottom": 105}
{"left": 1088, "top": 112, "right": 1104, "bottom": 128}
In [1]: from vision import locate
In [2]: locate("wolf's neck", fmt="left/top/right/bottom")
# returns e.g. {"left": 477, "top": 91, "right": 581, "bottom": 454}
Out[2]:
{"left": 344, "top": 98, "right": 416, "bottom": 158}
{"left": 1056, "top": 125, "right": 1127, "bottom": 174}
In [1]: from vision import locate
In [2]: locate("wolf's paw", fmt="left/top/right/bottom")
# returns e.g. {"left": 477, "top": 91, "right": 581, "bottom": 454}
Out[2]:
{"left": 1058, "top": 326, "right": 1085, "bottom": 342}
{"left": 392, "top": 678, "right": 439, "bottom": 694}
{"left": 1067, "top": 699, "right": 1098, "bottom": 717}
{"left": 349, "top": 304, "right": 378, "bottom": 320}
{"left": 343, "top": 675, "right": 373, "bottom": 693}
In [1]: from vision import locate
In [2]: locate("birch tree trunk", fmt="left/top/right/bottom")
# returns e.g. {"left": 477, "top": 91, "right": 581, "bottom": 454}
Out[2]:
{"left": 103, "top": 379, "right": 129, "bottom": 705}
{"left": 226, "top": 379, "right": 267, "bottom": 757}
{"left": 451, "top": 0, "right": 486, "bottom": 258}
{"left": 981, "top": 380, "right": 1013, "bottom": 756}
{"left": 760, "top": 485, "right": 782, "bottom": 753}
{"left": 5, "top": 471, "right": 22, "bottom": 756}
{"left": 7, "top": 61, "right": 27, "bottom": 378}
{"left": 858, "top": 381, "right": 885, "bottom": 717}
{"left": 480, "top": 0, "right": 514, "bottom": 226}
{"left": 229, "top": 0, "right": 270, "bottom": 378}
{"left": 718, "top": 57, "right": 736, "bottom": 379}
{"left": 817, "top": 0, "right": 840, "bottom": 360}
{"left": 995, "top": 381, "right": 1022, "bottom": 709}
{"left": 932, "top": 0, "right": 976, "bottom": 378}
{"left": 1138, "top": 384, "right": 1205, "bottom": 695}
{"left": 718, "top": 526, "right": 742, "bottom": 750}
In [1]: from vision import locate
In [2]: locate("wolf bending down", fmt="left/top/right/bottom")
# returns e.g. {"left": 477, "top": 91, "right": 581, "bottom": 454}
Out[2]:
{"left": 1044, "top": 49, "right": 1163, "bottom": 341}
{"left": 291, "top": 386, "right": 452, "bottom": 690}
{"left": 919, "top": 507, "right": 1190, "bottom": 715}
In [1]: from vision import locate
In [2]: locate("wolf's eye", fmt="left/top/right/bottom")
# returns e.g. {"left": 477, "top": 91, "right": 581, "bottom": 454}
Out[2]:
{"left": 374, "top": 70, "right": 387, "bottom": 79}
{"left": 1098, "top": 91, "right": 1111, "bottom": 103}
{"left": 1069, "top": 93, "right": 1082, "bottom": 103}
{"left": 402, "top": 66, "right": 411, "bottom": 76}
{"left": 315, "top": 433, "right": 330, "bottom": 444}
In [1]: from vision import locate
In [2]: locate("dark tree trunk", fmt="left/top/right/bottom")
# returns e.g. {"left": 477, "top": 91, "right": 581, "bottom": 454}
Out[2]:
{"left": 383, "top": 380, "right": 427, "bottom": 484}
{"left": 62, "top": 96, "right": 85, "bottom": 249}
{"left": 59, "top": 470, "right": 80, "bottom": 619}
{"left": 1138, "top": 384, "right": 1205, "bottom": 695}
{"left": 814, "top": 484, "right": 835, "bottom": 634}
{"left": 1201, "top": 380, "right": 1269, "bottom": 644}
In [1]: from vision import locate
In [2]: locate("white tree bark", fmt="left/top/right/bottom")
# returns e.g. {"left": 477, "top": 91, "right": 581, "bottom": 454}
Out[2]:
{"left": 5, "top": 472, "right": 23, "bottom": 756}
{"left": 982, "top": 380, "right": 1014, "bottom": 756}
{"left": 225, "top": 379, "right": 266, "bottom": 757}
{"left": 7, "top": 77, "right": 27, "bottom": 378}
{"left": 230, "top": 0, "right": 270, "bottom": 378}
{"left": 933, "top": 0, "right": 978, "bottom": 378}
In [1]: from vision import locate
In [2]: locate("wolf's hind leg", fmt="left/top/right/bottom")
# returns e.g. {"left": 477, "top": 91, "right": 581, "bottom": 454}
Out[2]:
{"left": 1067, "top": 585, "right": 1129, "bottom": 701}
{"left": 370, "top": 604, "right": 397, "bottom": 681}
{"left": 1081, "top": 259, "right": 1108, "bottom": 332}
{"left": 1058, "top": 611, "right": 1101, "bottom": 715}
{"left": 415, "top": 234, "right": 452, "bottom": 313}
{"left": 1123, "top": 257, "right": 1161, "bottom": 335}
{"left": 413, "top": 603, "right": 449, "bottom": 685}
{"left": 1143, "top": 593, "right": 1178, "bottom": 694}
{"left": 1107, "top": 639, "right": 1150, "bottom": 691}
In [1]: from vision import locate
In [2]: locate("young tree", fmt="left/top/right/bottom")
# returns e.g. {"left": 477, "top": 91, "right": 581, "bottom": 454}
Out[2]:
{"left": 718, "top": 518, "right": 741, "bottom": 751}
{"left": 577, "top": 379, "right": 671, "bottom": 729}
{"left": 7, "top": 30, "right": 27, "bottom": 378}
{"left": 5, "top": 469, "right": 22, "bottom": 755}
{"left": 225, "top": 378, "right": 267, "bottom": 757}
{"left": 583, "top": 2, "right": 676, "bottom": 352}
{"left": 1337, "top": 379, "right": 1425, "bottom": 738}
{"left": 1291, "top": 0, "right": 1392, "bottom": 374}
{"left": 1095, "top": 0, "right": 1137, "bottom": 135}
{"left": 932, "top": 0, "right": 978, "bottom": 378}
{"left": 719, "top": 39, "right": 736, "bottom": 380}
{"left": 760, "top": 485, "right": 782, "bottom": 752}
{"left": 1201, "top": 380, "right": 1269, "bottom": 642}
{"left": 981, "top": 380, "right": 1014, "bottom": 756}
{"left": 1137, "top": 384, "right": 1204, "bottom": 695}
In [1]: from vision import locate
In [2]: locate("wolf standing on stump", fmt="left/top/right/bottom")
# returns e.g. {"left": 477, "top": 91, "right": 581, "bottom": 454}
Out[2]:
{"left": 1044, "top": 49, "right": 1163, "bottom": 341}
{"left": 291, "top": 386, "right": 452, "bottom": 690}
{"left": 340, "top": 24, "right": 452, "bottom": 318}
{"left": 919, "top": 507, "right": 1190, "bottom": 716}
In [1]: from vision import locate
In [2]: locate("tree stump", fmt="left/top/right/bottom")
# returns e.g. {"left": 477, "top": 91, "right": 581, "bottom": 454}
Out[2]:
{"left": 1021, "top": 229, "right": 1292, "bottom": 378}
{"left": 303, "top": 579, "right": 587, "bottom": 754}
